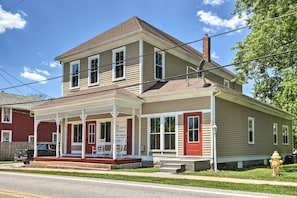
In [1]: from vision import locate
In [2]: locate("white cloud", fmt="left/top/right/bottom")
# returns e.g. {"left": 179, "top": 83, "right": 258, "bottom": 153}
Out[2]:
{"left": 35, "top": 69, "right": 50, "bottom": 76}
{"left": 203, "top": 0, "right": 227, "bottom": 6}
{"left": 21, "top": 67, "right": 47, "bottom": 84}
{"left": 202, "top": 27, "right": 215, "bottom": 33}
{"left": 49, "top": 61, "right": 61, "bottom": 68}
{"left": 211, "top": 52, "right": 220, "bottom": 59}
{"left": 0, "top": 5, "right": 26, "bottom": 34}
{"left": 197, "top": 10, "right": 247, "bottom": 30}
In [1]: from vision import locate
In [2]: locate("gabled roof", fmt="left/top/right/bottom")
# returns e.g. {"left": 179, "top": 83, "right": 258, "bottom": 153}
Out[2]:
{"left": 0, "top": 92, "right": 43, "bottom": 110}
{"left": 55, "top": 16, "right": 203, "bottom": 61}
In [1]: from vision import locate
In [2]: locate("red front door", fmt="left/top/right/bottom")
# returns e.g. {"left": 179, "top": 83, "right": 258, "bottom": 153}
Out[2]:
{"left": 86, "top": 121, "right": 96, "bottom": 153}
{"left": 184, "top": 112, "right": 202, "bottom": 155}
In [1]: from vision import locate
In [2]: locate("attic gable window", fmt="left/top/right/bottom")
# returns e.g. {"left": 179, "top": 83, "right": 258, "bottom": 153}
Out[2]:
{"left": 112, "top": 47, "right": 126, "bottom": 81}
{"left": 154, "top": 48, "right": 165, "bottom": 80}
{"left": 88, "top": 55, "right": 99, "bottom": 86}
{"left": 70, "top": 60, "right": 80, "bottom": 89}
{"left": 1, "top": 107, "right": 12, "bottom": 123}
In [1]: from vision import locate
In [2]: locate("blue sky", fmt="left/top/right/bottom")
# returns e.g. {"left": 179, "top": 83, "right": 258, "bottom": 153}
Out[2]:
{"left": 0, "top": 0, "right": 251, "bottom": 98}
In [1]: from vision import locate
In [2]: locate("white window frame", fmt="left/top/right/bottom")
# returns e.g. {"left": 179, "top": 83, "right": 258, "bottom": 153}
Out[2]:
{"left": 88, "top": 55, "right": 100, "bottom": 86}
{"left": 273, "top": 123, "right": 278, "bottom": 145}
{"left": 28, "top": 135, "right": 34, "bottom": 143}
{"left": 1, "top": 107, "right": 12, "bottom": 123}
{"left": 154, "top": 47, "right": 165, "bottom": 80}
{"left": 69, "top": 60, "right": 80, "bottom": 89}
{"left": 1, "top": 130, "right": 12, "bottom": 142}
{"left": 282, "top": 125, "right": 289, "bottom": 145}
{"left": 112, "top": 47, "right": 126, "bottom": 81}
{"left": 224, "top": 79, "right": 230, "bottom": 88}
{"left": 187, "top": 116, "right": 200, "bottom": 143}
{"left": 149, "top": 114, "right": 177, "bottom": 152}
{"left": 72, "top": 123, "right": 82, "bottom": 145}
{"left": 248, "top": 117, "right": 255, "bottom": 144}
{"left": 88, "top": 123, "right": 95, "bottom": 144}
{"left": 52, "top": 132, "right": 57, "bottom": 143}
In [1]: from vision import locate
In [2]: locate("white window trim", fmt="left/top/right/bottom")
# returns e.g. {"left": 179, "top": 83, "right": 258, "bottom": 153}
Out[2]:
{"left": 148, "top": 114, "right": 177, "bottom": 152}
{"left": 52, "top": 132, "right": 57, "bottom": 143}
{"left": 248, "top": 117, "right": 255, "bottom": 144}
{"left": 224, "top": 79, "right": 230, "bottom": 88}
{"left": 1, "top": 107, "right": 12, "bottom": 124}
{"left": 273, "top": 123, "right": 278, "bottom": 145}
{"left": 72, "top": 123, "right": 82, "bottom": 145}
{"left": 88, "top": 54, "right": 100, "bottom": 86}
{"left": 28, "top": 135, "right": 34, "bottom": 143}
{"left": 154, "top": 47, "right": 165, "bottom": 80}
{"left": 112, "top": 46, "right": 126, "bottom": 81}
{"left": 1, "top": 130, "right": 12, "bottom": 142}
{"left": 69, "top": 60, "right": 80, "bottom": 89}
{"left": 88, "top": 123, "right": 96, "bottom": 144}
{"left": 282, "top": 125, "right": 289, "bottom": 145}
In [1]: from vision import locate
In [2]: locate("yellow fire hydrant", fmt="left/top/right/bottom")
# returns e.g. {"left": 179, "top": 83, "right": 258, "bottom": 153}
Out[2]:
{"left": 269, "top": 151, "right": 283, "bottom": 176}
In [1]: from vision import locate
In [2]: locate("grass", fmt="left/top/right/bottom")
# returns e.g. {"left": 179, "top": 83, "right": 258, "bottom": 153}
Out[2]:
{"left": 182, "top": 164, "right": 297, "bottom": 182}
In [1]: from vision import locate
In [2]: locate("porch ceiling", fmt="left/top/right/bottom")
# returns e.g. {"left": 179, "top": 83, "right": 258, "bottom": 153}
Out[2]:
{"left": 33, "top": 85, "right": 143, "bottom": 122}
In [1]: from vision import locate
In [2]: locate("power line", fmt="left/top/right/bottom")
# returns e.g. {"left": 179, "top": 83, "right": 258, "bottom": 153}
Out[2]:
{"left": 1, "top": 10, "right": 296, "bottom": 93}
{"left": 2, "top": 48, "right": 297, "bottom": 106}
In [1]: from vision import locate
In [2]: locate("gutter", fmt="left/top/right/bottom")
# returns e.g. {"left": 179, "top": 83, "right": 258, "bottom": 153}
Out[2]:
{"left": 211, "top": 88, "right": 221, "bottom": 171}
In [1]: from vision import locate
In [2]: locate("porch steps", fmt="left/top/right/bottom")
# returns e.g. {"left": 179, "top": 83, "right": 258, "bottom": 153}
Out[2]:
{"left": 159, "top": 158, "right": 211, "bottom": 172}
{"left": 159, "top": 163, "right": 186, "bottom": 173}
{"left": 28, "top": 161, "right": 113, "bottom": 171}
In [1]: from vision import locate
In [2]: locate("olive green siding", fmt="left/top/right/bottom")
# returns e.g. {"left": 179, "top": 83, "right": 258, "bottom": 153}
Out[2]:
{"left": 142, "top": 96, "right": 211, "bottom": 115}
{"left": 215, "top": 97, "right": 292, "bottom": 158}
{"left": 62, "top": 41, "right": 140, "bottom": 96}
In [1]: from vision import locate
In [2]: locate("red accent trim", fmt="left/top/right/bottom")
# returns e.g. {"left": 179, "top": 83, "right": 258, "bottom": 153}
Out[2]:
{"left": 127, "top": 119, "right": 132, "bottom": 155}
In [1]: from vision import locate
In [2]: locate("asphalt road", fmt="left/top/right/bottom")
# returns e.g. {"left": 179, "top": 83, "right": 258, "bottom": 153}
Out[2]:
{"left": 0, "top": 172, "right": 294, "bottom": 198}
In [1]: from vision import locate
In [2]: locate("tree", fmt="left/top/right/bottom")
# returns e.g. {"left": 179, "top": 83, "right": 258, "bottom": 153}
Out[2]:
{"left": 232, "top": 0, "right": 297, "bottom": 106}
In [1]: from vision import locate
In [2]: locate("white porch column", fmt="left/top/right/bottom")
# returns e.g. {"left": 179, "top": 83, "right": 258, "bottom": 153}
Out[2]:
{"left": 63, "top": 118, "right": 68, "bottom": 156}
{"left": 132, "top": 109, "right": 135, "bottom": 155}
{"left": 33, "top": 118, "right": 40, "bottom": 158}
{"left": 80, "top": 109, "right": 87, "bottom": 159}
{"left": 138, "top": 112, "right": 142, "bottom": 156}
{"left": 55, "top": 113, "right": 61, "bottom": 158}
{"left": 112, "top": 105, "right": 118, "bottom": 159}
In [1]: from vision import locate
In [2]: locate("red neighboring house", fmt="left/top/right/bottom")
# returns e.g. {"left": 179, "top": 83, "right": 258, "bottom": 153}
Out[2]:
{"left": 0, "top": 92, "right": 56, "bottom": 143}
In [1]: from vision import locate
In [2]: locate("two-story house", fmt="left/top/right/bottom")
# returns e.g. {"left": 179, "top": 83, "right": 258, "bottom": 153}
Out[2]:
{"left": 0, "top": 92, "right": 56, "bottom": 143}
{"left": 33, "top": 17, "right": 295, "bottom": 170}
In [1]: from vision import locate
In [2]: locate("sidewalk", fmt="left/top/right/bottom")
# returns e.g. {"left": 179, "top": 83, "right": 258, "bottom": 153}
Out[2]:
{"left": 2, "top": 163, "right": 296, "bottom": 187}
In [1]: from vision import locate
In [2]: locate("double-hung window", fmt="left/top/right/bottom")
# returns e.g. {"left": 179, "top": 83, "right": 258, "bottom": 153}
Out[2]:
{"left": 1, "top": 107, "right": 12, "bottom": 123}
{"left": 73, "top": 124, "right": 82, "bottom": 143}
{"left": 112, "top": 47, "right": 126, "bottom": 81}
{"left": 149, "top": 115, "right": 177, "bottom": 151}
{"left": 273, "top": 123, "right": 278, "bottom": 145}
{"left": 100, "top": 122, "right": 111, "bottom": 143}
{"left": 282, "top": 125, "right": 289, "bottom": 145}
{"left": 88, "top": 55, "right": 99, "bottom": 86}
{"left": 88, "top": 123, "right": 95, "bottom": 144}
{"left": 1, "top": 130, "right": 12, "bottom": 142}
{"left": 154, "top": 48, "right": 165, "bottom": 80}
{"left": 70, "top": 60, "right": 80, "bottom": 89}
{"left": 248, "top": 117, "right": 255, "bottom": 144}
{"left": 150, "top": 117, "right": 161, "bottom": 150}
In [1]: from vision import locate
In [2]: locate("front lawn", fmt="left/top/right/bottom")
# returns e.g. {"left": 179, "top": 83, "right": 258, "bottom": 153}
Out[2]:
{"left": 182, "top": 164, "right": 297, "bottom": 182}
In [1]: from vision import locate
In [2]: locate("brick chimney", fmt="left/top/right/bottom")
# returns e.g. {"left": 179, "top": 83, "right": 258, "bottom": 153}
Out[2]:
{"left": 203, "top": 34, "right": 210, "bottom": 62}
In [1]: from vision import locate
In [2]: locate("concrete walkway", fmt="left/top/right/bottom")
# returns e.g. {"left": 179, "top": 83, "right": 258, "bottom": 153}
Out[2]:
{"left": 1, "top": 163, "right": 296, "bottom": 187}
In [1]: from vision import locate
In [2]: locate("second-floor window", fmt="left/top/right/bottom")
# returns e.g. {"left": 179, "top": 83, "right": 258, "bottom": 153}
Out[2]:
{"left": 154, "top": 48, "right": 165, "bottom": 80}
{"left": 1, "top": 107, "right": 12, "bottom": 123}
{"left": 112, "top": 47, "right": 126, "bottom": 81}
{"left": 88, "top": 55, "right": 99, "bottom": 86}
{"left": 70, "top": 60, "right": 80, "bottom": 89}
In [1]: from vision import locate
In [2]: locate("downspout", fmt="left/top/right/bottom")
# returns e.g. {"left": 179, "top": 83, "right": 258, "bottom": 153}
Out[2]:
{"left": 211, "top": 89, "right": 221, "bottom": 171}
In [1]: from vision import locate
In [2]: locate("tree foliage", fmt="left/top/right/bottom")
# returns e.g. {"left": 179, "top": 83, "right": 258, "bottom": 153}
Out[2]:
{"left": 232, "top": 0, "right": 297, "bottom": 116}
